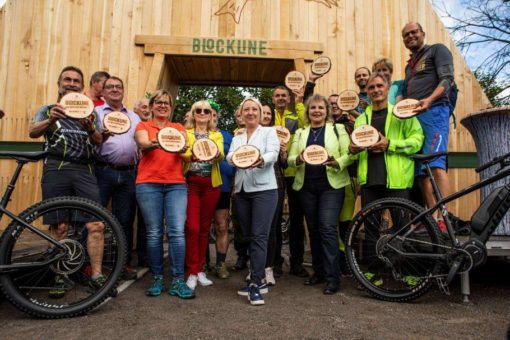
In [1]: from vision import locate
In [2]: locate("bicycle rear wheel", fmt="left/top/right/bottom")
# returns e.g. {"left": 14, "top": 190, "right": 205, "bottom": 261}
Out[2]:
{"left": 0, "top": 196, "right": 126, "bottom": 318}
{"left": 346, "top": 198, "right": 442, "bottom": 302}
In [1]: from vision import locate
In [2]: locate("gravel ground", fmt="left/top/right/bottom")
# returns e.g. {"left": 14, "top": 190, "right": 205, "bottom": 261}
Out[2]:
{"left": 1, "top": 246, "right": 509, "bottom": 340}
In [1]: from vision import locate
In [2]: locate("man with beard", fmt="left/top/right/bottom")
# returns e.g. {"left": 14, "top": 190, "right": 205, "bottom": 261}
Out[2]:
{"left": 29, "top": 66, "right": 107, "bottom": 295}
{"left": 399, "top": 22, "right": 454, "bottom": 232}
{"left": 354, "top": 67, "right": 371, "bottom": 114}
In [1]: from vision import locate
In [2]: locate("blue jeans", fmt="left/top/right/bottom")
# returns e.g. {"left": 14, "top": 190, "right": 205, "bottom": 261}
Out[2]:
{"left": 299, "top": 177, "right": 344, "bottom": 284}
{"left": 136, "top": 183, "right": 187, "bottom": 280}
{"left": 95, "top": 165, "right": 136, "bottom": 263}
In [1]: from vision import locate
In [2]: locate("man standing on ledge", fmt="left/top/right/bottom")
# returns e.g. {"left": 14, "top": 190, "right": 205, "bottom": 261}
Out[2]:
{"left": 399, "top": 22, "right": 454, "bottom": 231}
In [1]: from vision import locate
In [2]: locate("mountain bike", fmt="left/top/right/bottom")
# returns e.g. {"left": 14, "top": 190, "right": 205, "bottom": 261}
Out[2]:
{"left": 0, "top": 151, "right": 127, "bottom": 318}
{"left": 346, "top": 151, "right": 510, "bottom": 302}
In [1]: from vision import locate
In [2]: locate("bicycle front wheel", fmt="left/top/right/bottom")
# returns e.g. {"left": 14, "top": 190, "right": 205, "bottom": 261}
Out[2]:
{"left": 346, "top": 198, "right": 442, "bottom": 302}
{"left": 0, "top": 196, "right": 126, "bottom": 318}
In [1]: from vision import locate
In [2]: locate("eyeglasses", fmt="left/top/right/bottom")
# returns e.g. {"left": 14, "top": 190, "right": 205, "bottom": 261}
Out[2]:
{"left": 195, "top": 108, "right": 212, "bottom": 115}
{"left": 154, "top": 101, "right": 171, "bottom": 106}
{"left": 104, "top": 84, "right": 123, "bottom": 90}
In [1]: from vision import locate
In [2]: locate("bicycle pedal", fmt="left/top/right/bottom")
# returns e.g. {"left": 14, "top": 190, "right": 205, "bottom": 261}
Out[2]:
{"left": 436, "top": 277, "right": 450, "bottom": 296}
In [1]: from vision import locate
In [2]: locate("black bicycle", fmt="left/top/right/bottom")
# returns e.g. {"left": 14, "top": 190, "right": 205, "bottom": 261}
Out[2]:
{"left": 0, "top": 151, "right": 127, "bottom": 318}
{"left": 346, "top": 151, "right": 510, "bottom": 302}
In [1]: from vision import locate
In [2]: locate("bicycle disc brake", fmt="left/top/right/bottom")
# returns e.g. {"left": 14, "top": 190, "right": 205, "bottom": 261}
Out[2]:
{"left": 49, "top": 239, "right": 86, "bottom": 275}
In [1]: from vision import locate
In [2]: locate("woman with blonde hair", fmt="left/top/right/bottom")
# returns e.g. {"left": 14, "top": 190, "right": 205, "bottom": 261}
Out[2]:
{"left": 182, "top": 100, "right": 224, "bottom": 291}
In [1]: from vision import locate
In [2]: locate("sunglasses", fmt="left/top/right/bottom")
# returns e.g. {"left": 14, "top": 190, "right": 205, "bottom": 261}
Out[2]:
{"left": 195, "top": 108, "right": 212, "bottom": 115}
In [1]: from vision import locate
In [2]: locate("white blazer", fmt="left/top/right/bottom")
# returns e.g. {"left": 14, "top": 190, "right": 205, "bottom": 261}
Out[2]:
{"left": 227, "top": 125, "right": 280, "bottom": 193}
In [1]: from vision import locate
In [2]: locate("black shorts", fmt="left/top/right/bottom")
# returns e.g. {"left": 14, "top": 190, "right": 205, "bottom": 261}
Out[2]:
{"left": 216, "top": 191, "right": 232, "bottom": 210}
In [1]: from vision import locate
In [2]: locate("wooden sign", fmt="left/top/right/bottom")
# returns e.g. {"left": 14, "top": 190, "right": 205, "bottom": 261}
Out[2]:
{"left": 232, "top": 144, "right": 260, "bottom": 169}
{"left": 285, "top": 71, "right": 306, "bottom": 91}
{"left": 157, "top": 127, "right": 186, "bottom": 152}
{"left": 311, "top": 56, "right": 332, "bottom": 76}
{"left": 337, "top": 90, "right": 360, "bottom": 111}
{"left": 59, "top": 93, "right": 94, "bottom": 119}
{"left": 274, "top": 126, "right": 291, "bottom": 144}
{"left": 393, "top": 99, "right": 420, "bottom": 119}
{"left": 351, "top": 125, "right": 379, "bottom": 148}
{"left": 103, "top": 111, "right": 131, "bottom": 134}
{"left": 303, "top": 145, "right": 329, "bottom": 165}
{"left": 192, "top": 138, "right": 219, "bottom": 161}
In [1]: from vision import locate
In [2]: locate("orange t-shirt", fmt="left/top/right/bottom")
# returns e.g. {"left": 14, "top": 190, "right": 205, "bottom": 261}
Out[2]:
{"left": 135, "top": 121, "right": 186, "bottom": 185}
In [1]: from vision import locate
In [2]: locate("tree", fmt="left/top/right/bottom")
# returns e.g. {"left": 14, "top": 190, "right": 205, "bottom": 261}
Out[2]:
{"left": 474, "top": 70, "right": 510, "bottom": 107}
{"left": 435, "top": 0, "right": 510, "bottom": 104}
{"left": 173, "top": 85, "right": 273, "bottom": 132}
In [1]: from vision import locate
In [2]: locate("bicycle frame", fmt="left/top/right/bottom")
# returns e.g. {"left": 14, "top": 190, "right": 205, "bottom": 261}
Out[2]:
{"left": 0, "top": 159, "right": 66, "bottom": 274}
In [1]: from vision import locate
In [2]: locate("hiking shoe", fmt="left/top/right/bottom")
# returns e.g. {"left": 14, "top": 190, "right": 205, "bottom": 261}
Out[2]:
{"left": 146, "top": 276, "right": 165, "bottom": 296}
{"left": 265, "top": 267, "right": 275, "bottom": 286}
{"left": 289, "top": 265, "right": 309, "bottom": 278}
{"left": 48, "top": 275, "right": 66, "bottom": 299}
{"left": 197, "top": 272, "right": 213, "bottom": 286}
{"left": 168, "top": 279, "right": 195, "bottom": 299}
{"left": 88, "top": 274, "right": 107, "bottom": 293}
{"left": 247, "top": 284, "right": 265, "bottom": 306}
{"left": 186, "top": 274, "right": 198, "bottom": 290}
{"left": 402, "top": 275, "right": 421, "bottom": 287}
{"left": 215, "top": 262, "right": 230, "bottom": 279}
{"left": 237, "top": 283, "right": 268, "bottom": 296}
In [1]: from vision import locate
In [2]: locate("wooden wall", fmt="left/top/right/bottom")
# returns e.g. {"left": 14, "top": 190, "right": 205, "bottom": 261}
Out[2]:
{"left": 0, "top": 0, "right": 490, "bottom": 227}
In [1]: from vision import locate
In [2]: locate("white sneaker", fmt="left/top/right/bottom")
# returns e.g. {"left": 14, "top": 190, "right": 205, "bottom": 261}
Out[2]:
{"left": 197, "top": 272, "right": 213, "bottom": 286}
{"left": 265, "top": 267, "right": 276, "bottom": 286}
{"left": 186, "top": 274, "right": 198, "bottom": 290}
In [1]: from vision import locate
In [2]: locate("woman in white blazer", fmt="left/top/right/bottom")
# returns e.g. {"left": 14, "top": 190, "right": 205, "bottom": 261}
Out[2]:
{"left": 227, "top": 97, "right": 279, "bottom": 306}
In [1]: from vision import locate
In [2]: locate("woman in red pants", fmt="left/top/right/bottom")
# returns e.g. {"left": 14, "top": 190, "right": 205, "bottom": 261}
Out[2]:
{"left": 182, "top": 100, "right": 224, "bottom": 291}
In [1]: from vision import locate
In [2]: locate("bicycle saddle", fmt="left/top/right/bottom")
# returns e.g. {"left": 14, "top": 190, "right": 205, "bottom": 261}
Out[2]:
{"left": 409, "top": 152, "right": 448, "bottom": 162}
{"left": 0, "top": 150, "right": 48, "bottom": 161}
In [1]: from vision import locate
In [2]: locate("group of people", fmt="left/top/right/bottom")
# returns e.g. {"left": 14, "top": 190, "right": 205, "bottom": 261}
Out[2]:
{"left": 28, "top": 22, "right": 454, "bottom": 306}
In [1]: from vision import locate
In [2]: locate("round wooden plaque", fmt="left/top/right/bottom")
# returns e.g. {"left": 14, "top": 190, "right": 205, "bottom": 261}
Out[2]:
{"left": 157, "top": 127, "right": 186, "bottom": 153}
{"left": 311, "top": 56, "right": 332, "bottom": 76}
{"left": 232, "top": 145, "right": 261, "bottom": 169}
{"left": 285, "top": 71, "right": 306, "bottom": 91}
{"left": 274, "top": 126, "right": 291, "bottom": 144}
{"left": 192, "top": 138, "right": 219, "bottom": 162}
{"left": 59, "top": 93, "right": 94, "bottom": 119}
{"left": 337, "top": 90, "right": 360, "bottom": 111}
{"left": 393, "top": 98, "right": 420, "bottom": 119}
{"left": 103, "top": 111, "right": 131, "bottom": 134}
{"left": 303, "top": 145, "right": 329, "bottom": 165}
{"left": 351, "top": 125, "right": 379, "bottom": 148}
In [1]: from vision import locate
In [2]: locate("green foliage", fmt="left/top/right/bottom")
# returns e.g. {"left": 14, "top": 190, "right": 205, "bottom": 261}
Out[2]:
{"left": 173, "top": 86, "right": 273, "bottom": 132}
{"left": 474, "top": 70, "right": 510, "bottom": 107}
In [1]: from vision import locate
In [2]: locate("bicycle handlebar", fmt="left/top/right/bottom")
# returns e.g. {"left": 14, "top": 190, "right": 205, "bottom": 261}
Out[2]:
{"left": 475, "top": 151, "right": 510, "bottom": 173}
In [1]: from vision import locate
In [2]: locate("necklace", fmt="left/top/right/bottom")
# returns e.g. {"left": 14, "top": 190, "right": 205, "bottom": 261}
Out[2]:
{"left": 311, "top": 126, "right": 324, "bottom": 143}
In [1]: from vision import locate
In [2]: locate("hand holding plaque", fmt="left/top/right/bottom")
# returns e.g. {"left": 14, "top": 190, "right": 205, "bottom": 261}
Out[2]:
{"left": 274, "top": 126, "right": 291, "bottom": 145}
{"left": 59, "top": 93, "right": 94, "bottom": 119}
{"left": 103, "top": 111, "right": 131, "bottom": 134}
{"left": 231, "top": 145, "right": 261, "bottom": 169}
{"left": 157, "top": 127, "right": 186, "bottom": 152}
{"left": 393, "top": 99, "right": 420, "bottom": 119}
{"left": 285, "top": 71, "right": 306, "bottom": 91}
{"left": 302, "top": 145, "right": 329, "bottom": 165}
{"left": 351, "top": 125, "right": 379, "bottom": 148}
{"left": 192, "top": 138, "right": 219, "bottom": 162}
{"left": 311, "top": 56, "right": 332, "bottom": 76}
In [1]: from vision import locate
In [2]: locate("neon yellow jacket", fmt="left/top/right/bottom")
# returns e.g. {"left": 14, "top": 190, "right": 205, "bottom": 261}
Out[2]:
{"left": 288, "top": 123, "right": 352, "bottom": 191}
{"left": 274, "top": 102, "right": 305, "bottom": 177}
{"left": 351, "top": 104, "right": 424, "bottom": 189}
{"left": 182, "top": 129, "right": 224, "bottom": 188}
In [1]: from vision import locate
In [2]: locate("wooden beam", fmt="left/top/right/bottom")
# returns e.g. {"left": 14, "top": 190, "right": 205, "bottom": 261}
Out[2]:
{"left": 145, "top": 53, "right": 165, "bottom": 94}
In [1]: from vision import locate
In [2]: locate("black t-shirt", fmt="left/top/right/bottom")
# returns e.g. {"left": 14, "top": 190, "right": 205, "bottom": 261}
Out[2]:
{"left": 305, "top": 126, "right": 327, "bottom": 180}
{"left": 366, "top": 108, "right": 387, "bottom": 187}
{"left": 403, "top": 44, "right": 454, "bottom": 102}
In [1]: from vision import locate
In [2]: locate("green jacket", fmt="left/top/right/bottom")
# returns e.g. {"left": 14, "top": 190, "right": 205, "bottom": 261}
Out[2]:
{"left": 275, "top": 103, "right": 305, "bottom": 177}
{"left": 288, "top": 123, "right": 352, "bottom": 191}
{"left": 351, "top": 103, "right": 424, "bottom": 189}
